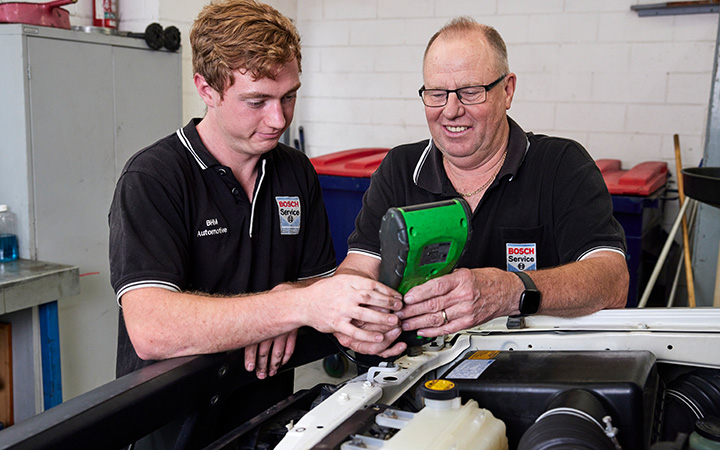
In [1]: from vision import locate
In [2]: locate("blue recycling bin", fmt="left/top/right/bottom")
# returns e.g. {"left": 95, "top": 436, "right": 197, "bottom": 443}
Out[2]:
{"left": 597, "top": 159, "right": 669, "bottom": 307}
{"left": 311, "top": 148, "right": 390, "bottom": 266}
{"left": 610, "top": 191, "right": 666, "bottom": 307}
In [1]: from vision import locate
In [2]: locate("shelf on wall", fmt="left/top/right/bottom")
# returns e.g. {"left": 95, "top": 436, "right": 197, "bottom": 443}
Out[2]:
{"left": 631, "top": 1, "right": 720, "bottom": 16}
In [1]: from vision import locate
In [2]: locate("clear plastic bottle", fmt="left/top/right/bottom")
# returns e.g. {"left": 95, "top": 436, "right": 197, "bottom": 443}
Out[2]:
{"left": 0, "top": 205, "right": 19, "bottom": 262}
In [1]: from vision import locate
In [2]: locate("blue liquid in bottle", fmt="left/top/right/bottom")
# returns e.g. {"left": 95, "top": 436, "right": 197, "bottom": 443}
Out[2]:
{"left": 0, "top": 233, "right": 18, "bottom": 262}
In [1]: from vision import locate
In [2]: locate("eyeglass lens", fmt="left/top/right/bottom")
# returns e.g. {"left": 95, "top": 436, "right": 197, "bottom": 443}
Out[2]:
{"left": 421, "top": 86, "right": 487, "bottom": 107}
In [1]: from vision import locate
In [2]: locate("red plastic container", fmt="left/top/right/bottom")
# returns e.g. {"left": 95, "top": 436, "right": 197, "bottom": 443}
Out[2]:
{"left": 596, "top": 159, "right": 668, "bottom": 196}
{"left": 310, "top": 148, "right": 389, "bottom": 177}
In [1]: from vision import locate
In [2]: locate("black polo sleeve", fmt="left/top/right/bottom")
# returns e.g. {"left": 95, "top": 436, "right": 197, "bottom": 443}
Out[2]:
{"left": 109, "top": 166, "right": 190, "bottom": 302}
{"left": 545, "top": 139, "right": 626, "bottom": 262}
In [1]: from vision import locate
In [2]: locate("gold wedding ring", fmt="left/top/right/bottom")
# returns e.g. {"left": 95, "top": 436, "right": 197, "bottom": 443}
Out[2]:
{"left": 441, "top": 309, "right": 448, "bottom": 324}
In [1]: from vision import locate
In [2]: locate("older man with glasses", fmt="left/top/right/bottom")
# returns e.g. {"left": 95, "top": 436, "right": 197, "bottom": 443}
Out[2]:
{"left": 335, "top": 17, "right": 629, "bottom": 358}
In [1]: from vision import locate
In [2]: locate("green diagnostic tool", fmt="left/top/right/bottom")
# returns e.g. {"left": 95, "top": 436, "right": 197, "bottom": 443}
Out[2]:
{"left": 379, "top": 198, "right": 471, "bottom": 295}
{"left": 378, "top": 198, "right": 471, "bottom": 349}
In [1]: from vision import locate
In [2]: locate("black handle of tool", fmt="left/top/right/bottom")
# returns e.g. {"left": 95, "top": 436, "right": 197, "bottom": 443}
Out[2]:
{"left": 126, "top": 23, "right": 181, "bottom": 52}
{"left": 377, "top": 206, "right": 434, "bottom": 351}
{"left": 377, "top": 207, "right": 408, "bottom": 290}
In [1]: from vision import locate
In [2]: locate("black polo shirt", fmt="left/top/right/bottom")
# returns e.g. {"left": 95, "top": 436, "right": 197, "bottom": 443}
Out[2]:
{"left": 348, "top": 117, "right": 626, "bottom": 272}
{"left": 109, "top": 119, "right": 336, "bottom": 376}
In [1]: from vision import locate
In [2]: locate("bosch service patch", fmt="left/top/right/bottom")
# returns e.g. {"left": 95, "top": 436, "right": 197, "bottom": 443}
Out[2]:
{"left": 276, "top": 196, "right": 301, "bottom": 235}
{"left": 506, "top": 243, "right": 537, "bottom": 272}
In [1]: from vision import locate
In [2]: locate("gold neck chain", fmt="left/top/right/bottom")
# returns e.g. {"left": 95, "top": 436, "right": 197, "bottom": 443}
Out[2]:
{"left": 450, "top": 150, "right": 507, "bottom": 197}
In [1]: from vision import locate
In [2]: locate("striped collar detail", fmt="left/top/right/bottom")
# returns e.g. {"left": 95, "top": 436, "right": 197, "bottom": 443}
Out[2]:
{"left": 176, "top": 127, "right": 208, "bottom": 170}
{"left": 412, "top": 140, "right": 434, "bottom": 186}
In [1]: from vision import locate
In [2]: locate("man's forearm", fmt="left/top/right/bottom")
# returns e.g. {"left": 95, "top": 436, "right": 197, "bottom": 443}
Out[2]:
{"left": 526, "top": 252, "right": 629, "bottom": 317}
{"left": 121, "top": 273, "right": 403, "bottom": 362}
{"left": 336, "top": 253, "right": 381, "bottom": 280}
{"left": 121, "top": 287, "right": 304, "bottom": 361}
{"left": 272, "top": 277, "right": 323, "bottom": 291}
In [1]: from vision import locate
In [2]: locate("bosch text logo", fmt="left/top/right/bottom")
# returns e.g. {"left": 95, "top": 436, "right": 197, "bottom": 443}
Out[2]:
{"left": 508, "top": 247, "right": 535, "bottom": 255}
{"left": 278, "top": 200, "right": 299, "bottom": 208}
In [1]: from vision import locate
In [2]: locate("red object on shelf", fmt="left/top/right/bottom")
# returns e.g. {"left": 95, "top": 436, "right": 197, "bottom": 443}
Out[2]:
{"left": 310, "top": 148, "right": 390, "bottom": 178}
{"left": 0, "top": 0, "right": 76, "bottom": 30}
{"left": 93, "top": 0, "right": 117, "bottom": 29}
{"left": 596, "top": 159, "right": 669, "bottom": 196}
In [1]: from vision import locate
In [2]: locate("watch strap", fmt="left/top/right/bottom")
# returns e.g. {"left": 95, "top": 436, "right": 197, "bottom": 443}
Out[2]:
{"left": 513, "top": 270, "right": 536, "bottom": 291}
{"left": 513, "top": 270, "right": 541, "bottom": 315}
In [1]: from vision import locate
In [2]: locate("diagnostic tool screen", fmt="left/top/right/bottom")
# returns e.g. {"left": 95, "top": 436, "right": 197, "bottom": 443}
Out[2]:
{"left": 420, "top": 242, "right": 451, "bottom": 266}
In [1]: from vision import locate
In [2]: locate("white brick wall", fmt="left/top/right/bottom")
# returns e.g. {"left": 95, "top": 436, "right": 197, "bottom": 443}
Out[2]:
{"left": 64, "top": 0, "right": 717, "bottom": 173}
{"left": 289, "top": 0, "right": 718, "bottom": 183}
{"left": 68, "top": 0, "right": 715, "bottom": 231}
{"left": 63, "top": 1, "right": 716, "bottom": 228}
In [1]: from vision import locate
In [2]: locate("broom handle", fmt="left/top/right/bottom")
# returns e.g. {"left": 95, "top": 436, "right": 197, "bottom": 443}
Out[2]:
{"left": 674, "top": 134, "right": 696, "bottom": 307}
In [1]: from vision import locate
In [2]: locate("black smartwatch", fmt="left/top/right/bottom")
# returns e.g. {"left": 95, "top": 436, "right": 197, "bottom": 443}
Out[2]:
{"left": 513, "top": 271, "right": 542, "bottom": 315}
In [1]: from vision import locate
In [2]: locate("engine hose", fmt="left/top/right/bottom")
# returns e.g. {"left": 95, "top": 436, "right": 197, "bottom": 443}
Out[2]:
{"left": 518, "top": 389, "right": 621, "bottom": 450}
{"left": 661, "top": 369, "right": 720, "bottom": 440}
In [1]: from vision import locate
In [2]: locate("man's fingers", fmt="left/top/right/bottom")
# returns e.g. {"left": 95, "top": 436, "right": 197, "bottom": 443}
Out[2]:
{"left": 401, "top": 307, "right": 447, "bottom": 331}
{"left": 358, "top": 290, "right": 403, "bottom": 311}
{"left": 255, "top": 340, "right": 272, "bottom": 379}
{"left": 246, "top": 331, "right": 299, "bottom": 379}
{"left": 404, "top": 271, "right": 464, "bottom": 304}
{"left": 354, "top": 321, "right": 397, "bottom": 333}
{"left": 378, "top": 340, "right": 407, "bottom": 359}
{"left": 282, "top": 330, "right": 297, "bottom": 366}
{"left": 245, "top": 344, "right": 258, "bottom": 372}
{"left": 340, "top": 319, "right": 398, "bottom": 344}
{"left": 352, "top": 305, "right": 400, "bottom": 328}
{"left": 349, "top": 277, "right": 401, "bottom": 299}
{"left": 337, "top": 326, "right": 402, "bottom": 355}
{"left": 268, "top": 335, "right": 287, "bottom": 377}
{"left": 343, "top": 325, "right": 385, "bottom": 344}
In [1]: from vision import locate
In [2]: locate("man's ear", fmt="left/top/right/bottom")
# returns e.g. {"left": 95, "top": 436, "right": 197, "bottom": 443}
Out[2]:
{"left": 194, "top": 73, "right": 220, "bottom": 107}
{"left": 504, "top": 72, "right": 517, "bottom": 111}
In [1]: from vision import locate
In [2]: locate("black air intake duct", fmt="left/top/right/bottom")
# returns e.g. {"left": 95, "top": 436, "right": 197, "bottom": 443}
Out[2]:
{"left": 518, "top": 389, "right": 621, "bottom": 450}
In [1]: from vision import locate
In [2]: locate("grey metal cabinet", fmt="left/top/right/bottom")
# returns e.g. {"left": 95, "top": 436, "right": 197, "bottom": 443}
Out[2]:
{"left": 0, "top": 23, "right": 182, "bottom": 418}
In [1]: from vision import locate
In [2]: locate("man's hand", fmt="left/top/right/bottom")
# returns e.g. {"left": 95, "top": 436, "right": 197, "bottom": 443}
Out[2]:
{"left": 245, "top": 329, "right": 297, "bottom": 379}
{"left": 333, "top": 320, "right": 406, "bottom": 359}
{"left": 242, "top": 281, "right": 303, "bottom": 379}
{"left": 301, "top": 274, "right": 403, "bottom": 342}
{"left": 398, "top": 267, "right": 515, "bottom": 338}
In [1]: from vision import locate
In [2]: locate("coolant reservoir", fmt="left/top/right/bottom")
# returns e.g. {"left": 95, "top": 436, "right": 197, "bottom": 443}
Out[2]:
{"left": 343, "top": 379, "right": 508, "bottom": 450}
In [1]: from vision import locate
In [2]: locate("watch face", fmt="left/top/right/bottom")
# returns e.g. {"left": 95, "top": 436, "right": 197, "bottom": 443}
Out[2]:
{"left": 520, "top": 290, "right": 541, "bottom": 315}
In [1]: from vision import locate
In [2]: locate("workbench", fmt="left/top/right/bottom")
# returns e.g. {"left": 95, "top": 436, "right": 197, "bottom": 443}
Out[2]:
{"left": 0, "top": 259, "right": 80, "bottom": 424}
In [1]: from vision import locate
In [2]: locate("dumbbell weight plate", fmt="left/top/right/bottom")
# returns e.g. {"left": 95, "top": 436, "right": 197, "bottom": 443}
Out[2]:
{"left": 163, "top": 26, "right": 181, "bottom": 52}
{"left": 144, "top": 22, "right": 165, "bottom": 50}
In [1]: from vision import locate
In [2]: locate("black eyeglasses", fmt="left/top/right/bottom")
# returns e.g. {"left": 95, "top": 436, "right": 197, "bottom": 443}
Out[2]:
{"left": 418, "top": 73, "right": 507, "bottom": 107}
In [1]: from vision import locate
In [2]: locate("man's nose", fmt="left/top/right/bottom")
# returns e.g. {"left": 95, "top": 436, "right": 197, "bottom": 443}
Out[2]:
{"left": 265, "top": 101, "right": 287, "bottom": 129}
{"left": 442, "top": 92, "right": 465, "bottom": 118}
